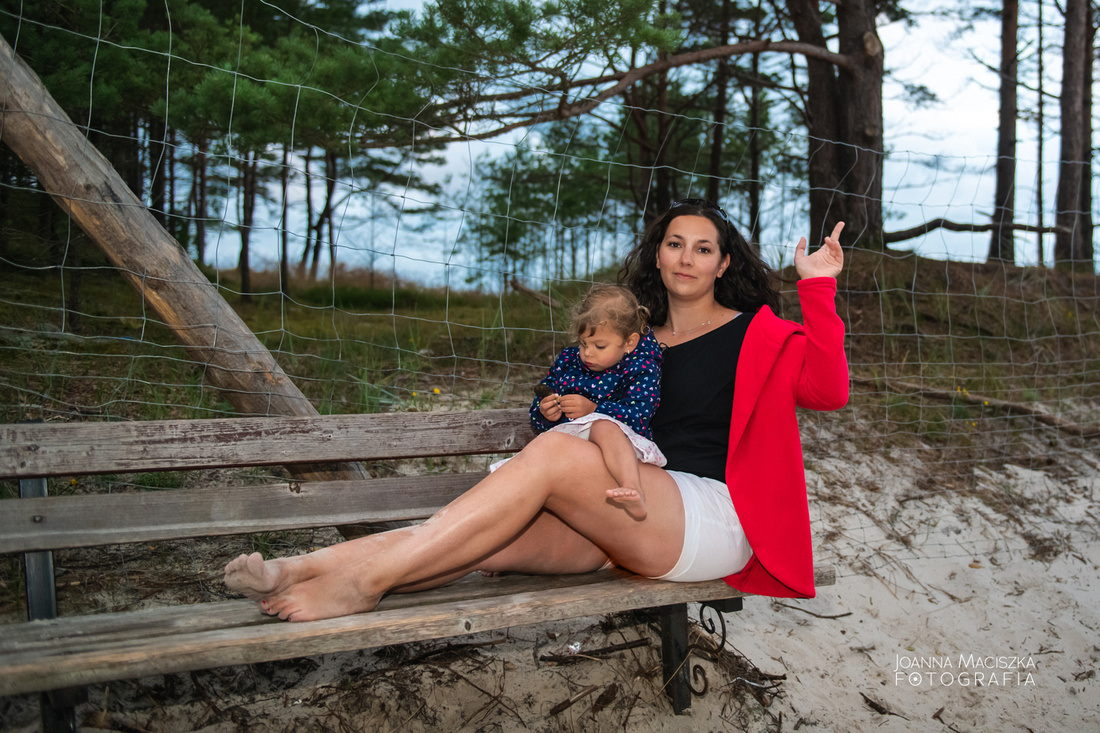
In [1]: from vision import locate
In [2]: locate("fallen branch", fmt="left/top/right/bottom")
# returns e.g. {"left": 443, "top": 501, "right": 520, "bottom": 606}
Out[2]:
{"left": 406, "top": 637, "right": 507, "bottom": 664}
{"left": 852, "top": 376, "right": 1100, "bottom": 439}
{"left": 775, "top": 602, "right": 852, "bottom": 620}
{"left": 883, "top": 218, "right": 1067, "bottom": 244}
{"left": 589, "top": 683, "right": 619, "bottom": 716}
{"left": 539, "top": 638, "right": 650, "bottom": 664}
{"left": 448, "top": 664, "right": 527, "bottom": 729}
{"left": 509, "top": 277, "right": 562, "bottom": 309}
{"left": 549, "top": 685, "right": 599, "bottom": 716}
{"left": 861, "top": 692, "right": 909, "bottom": 719}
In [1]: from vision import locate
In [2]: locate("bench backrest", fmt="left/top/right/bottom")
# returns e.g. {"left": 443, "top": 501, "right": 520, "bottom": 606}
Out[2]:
{"left": 1, "top": 409, "right": 533, "bottom": 554}
{"left": 1, "top": 408, "right": 532, "bottom": 478}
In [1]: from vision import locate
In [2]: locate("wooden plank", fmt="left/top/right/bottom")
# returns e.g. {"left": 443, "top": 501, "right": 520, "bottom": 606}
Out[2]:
{"left": 0, "top": 572, "right": 615, "bottom": 648}
{"left": 0, "top": 568, "right": 834, "bottom": 696}
{"left": 0, "top": 409, "right": 531, "bottom": 479}
{"left": 0, "top": 474, "right": 490, "bottom": 554}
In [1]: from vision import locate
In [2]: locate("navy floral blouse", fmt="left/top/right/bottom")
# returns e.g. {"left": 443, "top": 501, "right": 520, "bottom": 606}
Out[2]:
{"left": 529, "top": 330, "right": 663, "bottom": 439}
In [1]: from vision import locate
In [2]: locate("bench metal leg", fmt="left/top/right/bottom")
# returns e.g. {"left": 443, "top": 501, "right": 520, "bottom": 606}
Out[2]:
{"left": 705, "top": 597, "right": 743, "bottom": 615}
{"left": 658, "top": 603, "right": 691, "bottom": 714}
{"left": 21, "top": 477, "right": 86, "bottom": 733}
{"left": 658, "top": 598, "right": 744, "bottom": 714}
{"left": 38, "top": 688, "right": 85, "bottom": 733}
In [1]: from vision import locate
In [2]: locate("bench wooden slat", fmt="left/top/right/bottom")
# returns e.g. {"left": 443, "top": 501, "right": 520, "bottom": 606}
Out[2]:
{"left": 0, "top": 474, "right": 487, "bottom": 553}
{"left": 0, "top": 567, "right": 836, "bottom": 696}
{"left": 0, "top": 409, "right": 531, "bottom": 479}
{"left": 1, "top": 572, "right": 615, "bottom": 649}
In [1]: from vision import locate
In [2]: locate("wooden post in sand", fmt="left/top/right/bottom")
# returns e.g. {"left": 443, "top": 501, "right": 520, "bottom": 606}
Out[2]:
{"left": 0, "top": 34, "right": 384, "bottom": 528}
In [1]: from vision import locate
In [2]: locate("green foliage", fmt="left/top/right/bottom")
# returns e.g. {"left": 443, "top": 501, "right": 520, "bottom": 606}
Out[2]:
{"left": 402, "top": 0, "right": 680, "bottom": 74}
{"left": 460, "top": 120, "right": 635, "bottom": 286}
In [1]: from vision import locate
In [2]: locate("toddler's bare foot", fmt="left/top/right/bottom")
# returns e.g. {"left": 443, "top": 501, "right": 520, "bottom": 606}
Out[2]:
{"left": 224, "top": 552, "right": 291, "bottom": 601}
{"left": 606, "top": 487, "right": 647, "bottom": 520}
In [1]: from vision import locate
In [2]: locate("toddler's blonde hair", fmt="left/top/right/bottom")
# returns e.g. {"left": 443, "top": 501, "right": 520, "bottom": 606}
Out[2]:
{"left": 570, "top": 284, "right": 650, "bottom": 343}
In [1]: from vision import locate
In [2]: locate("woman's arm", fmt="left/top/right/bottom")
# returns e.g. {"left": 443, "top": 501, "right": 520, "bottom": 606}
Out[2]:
{"left": 793, "top": 278, "right": 849, "bottom": 411}
{"left": 793, "top": 222, "right": 849, "bottom": 411}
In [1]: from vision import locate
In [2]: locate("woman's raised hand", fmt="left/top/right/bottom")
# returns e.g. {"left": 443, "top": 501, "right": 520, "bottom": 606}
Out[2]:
{"left": 793, "top": 221, "right": 845, "bottom": 280}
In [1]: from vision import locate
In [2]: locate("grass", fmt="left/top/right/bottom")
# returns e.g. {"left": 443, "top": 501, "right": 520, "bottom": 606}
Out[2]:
{"left": 1, "top": 239, "right": 1097, "bottom": 449}
{"left": 0, "top": 243, "right": 588, "bottom": 421}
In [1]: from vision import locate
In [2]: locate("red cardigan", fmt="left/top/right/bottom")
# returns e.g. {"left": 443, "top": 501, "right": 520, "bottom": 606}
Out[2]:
{"left": 722, "top": 277, "right": 849, "bottom": 598}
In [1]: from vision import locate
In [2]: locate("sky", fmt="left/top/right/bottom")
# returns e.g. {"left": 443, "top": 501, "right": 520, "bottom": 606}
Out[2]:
{"left": 877, "top": 4, "right": 1055, "bottom": 268}
{"left": 210, "top": 1, "right": 1079, "bottom": 286}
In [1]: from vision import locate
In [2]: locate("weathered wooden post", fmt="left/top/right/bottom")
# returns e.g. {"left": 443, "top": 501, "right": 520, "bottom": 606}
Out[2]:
{"left": 0, "top": 34, "right": 381, "bottom": 519}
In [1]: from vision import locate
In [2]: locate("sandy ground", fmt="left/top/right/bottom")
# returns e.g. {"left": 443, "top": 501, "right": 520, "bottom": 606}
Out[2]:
{"left": 2, "top": 427, "right": 1098, "bottom": 732}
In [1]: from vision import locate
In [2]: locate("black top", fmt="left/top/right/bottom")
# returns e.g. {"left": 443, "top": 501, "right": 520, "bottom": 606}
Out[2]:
{"left": 649, "top": 312, "right": 754, "bottom": 482}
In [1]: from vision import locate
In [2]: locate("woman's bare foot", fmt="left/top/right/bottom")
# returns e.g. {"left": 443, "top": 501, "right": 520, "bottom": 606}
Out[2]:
{"left": 260, "top": 571, "right": 384, "bottom": 622}
{"left": 606, "top": 487, "right": 647, "bottom": 520}
{"left": 225, "top": 551, "right": 387, "bottom": 622}
{"left": 224, "top": 552, "right": 292, "bottom": 601}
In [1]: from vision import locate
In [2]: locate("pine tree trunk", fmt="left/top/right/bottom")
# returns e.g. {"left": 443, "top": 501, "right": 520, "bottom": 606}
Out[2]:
{"left": 1054, "top": 0, "right": 1090, "bottom": 268}
{"left": 149, "top": 115, "right": 169, "bottom": 227}
{"left": 280, "top": 145, "right": 291, "bottom": 296}
{"left": 654, "top": 70, "right": 672, "bottom": 213}
{"left": 238, "top": 151, "right": 257, "bottom": 300}
{"left": 324, "top": 149, "right": 338, "bottom": 276}
{"left": 299, "top": 148, "right": 314, "bottom": 278}
{"left": 748, "top": 48, "right": 762, "bottom": 241}
{"left": 785, "top": 0, "right": 842, "bottom": 245}
{"left": 192, "top": 138, "right": 208, "bottom": 265}
{"left": 1077, "top": 22, "right": 1094, "bottom": 264}
{"left": 786, "top": 0, "right": 884, "bottom": 249}
{"left": 706, "top": 60, "right": 728, "bottom": 205}
{"left": 989, "top": 0, "right": 1018, "bottom": 262}
{"left": 706, "top": 0, "right": 731, "bottom": 205}
{"left": 835, "top": 0, "right": 884, "bottom": 248}
{"left": 166, "top": 130, "right": 176, "bottom": 240}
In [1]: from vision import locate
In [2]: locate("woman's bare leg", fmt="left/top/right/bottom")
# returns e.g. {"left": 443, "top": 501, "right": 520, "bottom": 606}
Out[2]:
{"left": 399, "top": 509, "right": 611, "bottom": 592}
{"left": 224, "top": 431, "right": 684, "bottom": 621}
{"left": 587, "top": 420, "right": 647, "bottom": 520}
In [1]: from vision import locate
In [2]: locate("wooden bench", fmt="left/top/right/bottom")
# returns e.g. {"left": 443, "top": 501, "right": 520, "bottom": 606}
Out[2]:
{"left": 1, "top": 409, "right": 835, "bottom": 729}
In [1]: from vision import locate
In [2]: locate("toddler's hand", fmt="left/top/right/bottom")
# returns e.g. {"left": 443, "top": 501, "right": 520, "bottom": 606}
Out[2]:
{"left": 558, "top": 394, "right": 596, "bottom": 420}
{"left": 539, "top": 394, "right": 563, "bottom": 421}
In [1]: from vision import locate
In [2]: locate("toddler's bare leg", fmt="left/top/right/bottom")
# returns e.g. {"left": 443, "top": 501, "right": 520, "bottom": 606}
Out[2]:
{"left": 588, "top": 419, "right": 647, "bottom": 520}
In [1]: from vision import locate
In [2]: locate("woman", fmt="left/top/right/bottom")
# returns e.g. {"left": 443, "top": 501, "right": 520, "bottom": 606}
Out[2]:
{"left": 225, "top": 200, "right": 848, "bottom": 621}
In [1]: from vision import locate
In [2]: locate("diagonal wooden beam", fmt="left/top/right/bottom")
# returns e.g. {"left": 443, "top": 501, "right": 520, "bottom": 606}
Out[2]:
{"left": 0, "top": 34, "right": 385, "bottom": 529}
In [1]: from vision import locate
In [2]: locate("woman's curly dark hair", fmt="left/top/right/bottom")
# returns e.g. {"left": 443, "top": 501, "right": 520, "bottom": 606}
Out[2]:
{"left": 617, "top": 201, "right": 779, "bottom": 326}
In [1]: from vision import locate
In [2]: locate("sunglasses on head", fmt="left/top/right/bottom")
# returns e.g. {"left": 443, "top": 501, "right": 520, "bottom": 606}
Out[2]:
{"left": 670, "top": 198, "right": 733, "bottom": 225}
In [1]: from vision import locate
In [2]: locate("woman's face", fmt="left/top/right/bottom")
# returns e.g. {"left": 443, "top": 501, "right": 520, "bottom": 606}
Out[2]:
{"left": 655, "top": 215, "right": 730, "bottom": 301}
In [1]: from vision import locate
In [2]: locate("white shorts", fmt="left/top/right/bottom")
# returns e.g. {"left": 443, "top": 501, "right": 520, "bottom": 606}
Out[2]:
{"left": 651, "top": 470, "right": 753, "bottom": 582}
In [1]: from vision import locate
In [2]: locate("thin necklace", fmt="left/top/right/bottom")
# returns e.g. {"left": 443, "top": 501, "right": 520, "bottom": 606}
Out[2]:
{"left": 670, "top": 310, "right": 717, "bottom": 336}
